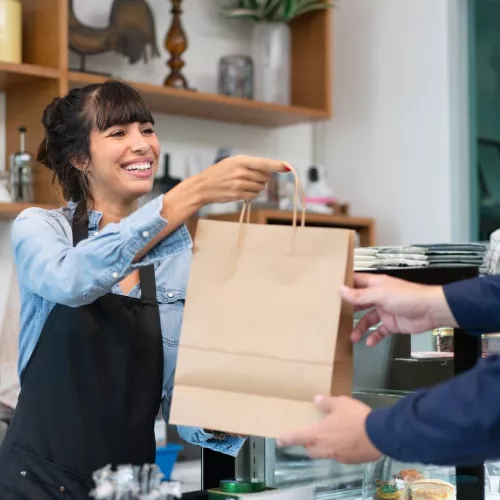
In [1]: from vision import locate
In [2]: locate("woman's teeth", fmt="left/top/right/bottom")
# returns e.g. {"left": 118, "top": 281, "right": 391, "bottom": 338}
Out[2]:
{"left": 123, "top": 162, "right": 151, "bottom": 171}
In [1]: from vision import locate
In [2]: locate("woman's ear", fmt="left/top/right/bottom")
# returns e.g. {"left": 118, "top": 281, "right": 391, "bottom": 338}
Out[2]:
{"left": 70, "top": 156, "right": 90, "bottom": 174}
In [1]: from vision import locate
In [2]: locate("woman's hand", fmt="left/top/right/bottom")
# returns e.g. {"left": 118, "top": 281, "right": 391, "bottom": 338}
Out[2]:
{"left": 196, "top": 155, "right": 289, "bottom": 204}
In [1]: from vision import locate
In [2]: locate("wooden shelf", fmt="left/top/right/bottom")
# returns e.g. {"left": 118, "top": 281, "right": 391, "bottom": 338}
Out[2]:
{"left": 190, "top": 209, "right": 376, "bottom": 247}
{"left": 0, "top": 62, "right": 59, "bottom": 91}
{"left": 0, "top": 202, "right": 57, "bottom": 220}
{"left": 252, "top": 209, "right": 374, "bottom": 229}
{"left": 68, "top": 72, "right": 329, "bottom": 128}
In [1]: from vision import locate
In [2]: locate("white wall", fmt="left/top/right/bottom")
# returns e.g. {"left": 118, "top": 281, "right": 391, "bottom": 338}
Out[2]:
{"left": 320, "top": 0, "right": 470, "bottom": 246}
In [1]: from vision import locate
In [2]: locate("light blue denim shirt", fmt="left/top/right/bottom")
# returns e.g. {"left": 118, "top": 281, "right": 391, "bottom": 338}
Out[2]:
{"left": 10, "top": 194, "right": 245, "bottom": 457}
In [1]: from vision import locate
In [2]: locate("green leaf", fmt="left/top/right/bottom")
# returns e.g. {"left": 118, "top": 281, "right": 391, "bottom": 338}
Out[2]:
{"left": 230, "top": 0, "right": 260, "bottom": 11}
{"left": 293, "top": 4, "right": 333, "bottom": 18}
{"left": 221, "top": 0, "right": 335, "bottom": 23}
{"left": 292, "top": 0, "right": 334, "bottom": 18}
{"left": 283, "top": 0, "right": 297, "bottom": 20}
{"left": 223, "top": 7, "right": 261, "bottom": 19}
{"left": 262, "top": 0, "right": 283, "bottom": 18}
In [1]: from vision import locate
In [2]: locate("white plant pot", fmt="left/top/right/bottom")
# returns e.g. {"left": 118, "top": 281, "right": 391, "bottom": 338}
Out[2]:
{"left": 252, "top": 22, "right": 291, "bottom": 105}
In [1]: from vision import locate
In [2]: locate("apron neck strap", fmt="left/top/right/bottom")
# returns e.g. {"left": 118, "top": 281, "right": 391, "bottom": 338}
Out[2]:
{"left": 71, "top": 203, "right": 157, "bottom": 303}
{"left": 72, "top": 204, "right": 89, "bottom": 247}
{"left": 138, "top": 266, "right": 156, "bottom": 302}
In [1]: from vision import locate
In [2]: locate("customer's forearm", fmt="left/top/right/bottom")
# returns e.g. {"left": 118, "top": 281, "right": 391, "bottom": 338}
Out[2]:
{"left": 134, "top": 175, "right": 204, "bottom": 262}
{"left": 428, "top": 285, "right": 459, "bottom": 329}
{"left": 366, "top": 355, "right": 500, "bottom": 466}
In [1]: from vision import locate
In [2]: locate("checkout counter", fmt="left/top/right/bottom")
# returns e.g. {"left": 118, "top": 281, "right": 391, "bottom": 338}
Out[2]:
{"left": 175, "top": 266, "right": 490, "bottom": 500}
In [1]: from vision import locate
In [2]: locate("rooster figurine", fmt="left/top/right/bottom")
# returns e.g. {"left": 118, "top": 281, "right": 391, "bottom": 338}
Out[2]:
{"left": 69, "top": 0, "right": 161, "bottom": 73}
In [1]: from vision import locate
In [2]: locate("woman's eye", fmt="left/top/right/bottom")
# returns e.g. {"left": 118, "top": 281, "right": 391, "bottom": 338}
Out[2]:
{"left": 142, "top": 127, "right": 155, "bottom": 135}
{"left": 110, "top": 130, "right": 125, "bottom": 137}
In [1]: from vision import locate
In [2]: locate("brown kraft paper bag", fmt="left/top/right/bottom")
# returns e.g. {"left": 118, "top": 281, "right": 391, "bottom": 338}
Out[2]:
{"left": 170, "top": 168, "right": 355, "bottom": 438}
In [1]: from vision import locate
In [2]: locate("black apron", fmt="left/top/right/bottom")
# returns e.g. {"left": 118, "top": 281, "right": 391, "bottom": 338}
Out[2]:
{"left": 0, "top": 210, "right": 164, "bottom": 499}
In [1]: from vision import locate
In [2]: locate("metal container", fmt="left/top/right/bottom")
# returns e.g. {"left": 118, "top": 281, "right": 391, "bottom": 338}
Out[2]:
{"left": 218, "top": 55, "right": 253, "bottom": 99}
{"left": 9, "top": 126, "right": 35, "bottom": 203}
{"left": 0, "top": 168, "right": 9, "bottom": 202}
{"left": 432, "top": 328, "right": 454, "bottom": 353}
{"left": 482, "top": 333, "right": 500, "bottom": 356}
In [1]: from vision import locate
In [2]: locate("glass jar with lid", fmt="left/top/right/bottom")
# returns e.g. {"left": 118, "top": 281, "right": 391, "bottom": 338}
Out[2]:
{"left": 362, "top": 455, "right": 493, "bottom": 499}
{"left": 482, "top": 333, "right": 500, "bottom": 356}
{"left": 432, "top": 328, "right": 454, "bottom": 353}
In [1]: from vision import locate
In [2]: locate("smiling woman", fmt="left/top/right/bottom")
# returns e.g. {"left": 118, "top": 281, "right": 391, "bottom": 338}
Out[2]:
{"left": 37, "top": 81, "right": 161, "bottom": 219}
{"left": 0, "top": 79, "right": 288, "bottom": 499}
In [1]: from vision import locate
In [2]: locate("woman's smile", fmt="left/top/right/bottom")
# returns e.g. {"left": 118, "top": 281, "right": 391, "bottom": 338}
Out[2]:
{"left": 120, "top": 156, "right": 155, "bottom": 179}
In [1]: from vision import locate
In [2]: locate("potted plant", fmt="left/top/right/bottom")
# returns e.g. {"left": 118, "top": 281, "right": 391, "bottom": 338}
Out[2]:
{"left": 222, "top": 0, "right": 334, "bottom": 105}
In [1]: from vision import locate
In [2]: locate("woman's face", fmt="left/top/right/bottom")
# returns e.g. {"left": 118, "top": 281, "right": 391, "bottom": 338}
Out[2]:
{"left": 87, "top": 121, "right": 160, "bottom": 204}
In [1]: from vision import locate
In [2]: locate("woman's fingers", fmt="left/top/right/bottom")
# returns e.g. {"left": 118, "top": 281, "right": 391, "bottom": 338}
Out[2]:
{"left": 240, "top": 156, "right": 288, "bottom": 173}
{"left": 237, "top": 180, "right": 268, "bottom": 196}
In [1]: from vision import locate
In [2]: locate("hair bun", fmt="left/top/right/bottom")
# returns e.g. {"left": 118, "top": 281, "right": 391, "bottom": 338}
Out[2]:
{"left": 36, "top": 137, "right": 53, "bottom": 170}
{"left": 42, "top": 96, "right": 62, "bottom": 129}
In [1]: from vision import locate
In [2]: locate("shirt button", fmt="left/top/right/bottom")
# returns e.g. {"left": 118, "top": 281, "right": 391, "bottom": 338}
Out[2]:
{"left": 60, "top": 486, "right": 66, "bottom": 492}
{"left": 142, "top": 231, "right": 150, "bottom": 238}
{"left": 20, "top": 471, "right": 26, "bottom": 476}
{"left": 112, "top": 272, "right": 119, "bottom": 279}
{"left": 167, "top": 292, "right": 174, "bottom": 298}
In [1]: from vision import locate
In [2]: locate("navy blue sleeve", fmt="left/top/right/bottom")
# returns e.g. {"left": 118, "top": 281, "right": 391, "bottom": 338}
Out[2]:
{"left": 444, "top": 275, "right": 500, "bottom": 335}
{"left": 365, "top": 355, "right": 500, "bottom": 465}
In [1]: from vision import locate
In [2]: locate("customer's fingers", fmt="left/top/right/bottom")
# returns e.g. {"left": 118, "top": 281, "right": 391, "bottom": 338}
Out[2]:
{"left": 350, "top": 309, "right": 381, "bottom": 344}
{"left": 341, "top": 285, "right": 382, "bottom": 310}
{"left": 365, "top": 328, "right": 391, "bottom": 347}
{"left": 352, "top": 273, "right": 384, "bottom": 288}
{"left": 277, "top": 424, "right": 318, "bottom": 448}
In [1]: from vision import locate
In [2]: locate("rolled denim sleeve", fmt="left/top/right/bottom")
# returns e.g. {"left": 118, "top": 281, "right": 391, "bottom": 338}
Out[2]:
{"left": 161, "top": 398, "right": 245, "bottom": 457}
{"left": 177, "top": 426, "right": 246, "bottom": 458}
{"left": 11, "top": 195, "right": 191, "bottom": 307}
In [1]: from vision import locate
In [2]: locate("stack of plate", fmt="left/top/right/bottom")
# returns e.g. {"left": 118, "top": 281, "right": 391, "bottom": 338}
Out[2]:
{"left": 354, "top": 246, "right": 429, "bottom": 271}
{"left": 412, "top": 243, "right": 487, "bottom": 268}
{"left": 354, "top": 244, "right": 487, "bottom": 272}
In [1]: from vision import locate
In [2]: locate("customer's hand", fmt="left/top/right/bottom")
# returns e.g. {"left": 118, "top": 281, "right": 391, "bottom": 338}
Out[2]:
{"left": 342, "top": 273, "right": 457, "bottom": 346}
{"left": 277, "top": 395, "right": 381, "bottom": 464}
{"left": 197, "top": 155, "right": 289, "bottom": 204}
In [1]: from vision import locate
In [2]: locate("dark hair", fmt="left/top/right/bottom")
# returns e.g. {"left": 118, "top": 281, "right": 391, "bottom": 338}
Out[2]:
{"left": 36, "top": 80, "right": 155, "bottom": 217}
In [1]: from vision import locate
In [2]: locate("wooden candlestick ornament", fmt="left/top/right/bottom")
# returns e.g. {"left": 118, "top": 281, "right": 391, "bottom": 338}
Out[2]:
{"left": 164, "top": 0, "right": 190, "bottom": 89}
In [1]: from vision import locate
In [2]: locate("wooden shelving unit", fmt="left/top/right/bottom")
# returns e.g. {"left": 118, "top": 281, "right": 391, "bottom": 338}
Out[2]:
{"left": 0, "top": 0, "right": 334, "bottom": 215}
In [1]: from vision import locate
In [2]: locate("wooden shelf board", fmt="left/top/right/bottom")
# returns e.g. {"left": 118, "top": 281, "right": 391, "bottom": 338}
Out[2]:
{"left": 68, "top": 72, "right": 329, "bottom": 127}
{"left": 253, "top": 209, "right": 374, "bottom": 228}
{"left": 0, "top": 62, "right": 60, "bottom": 91}
{"left": 0, "top": 202, "right": 58, "bottom": 220}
